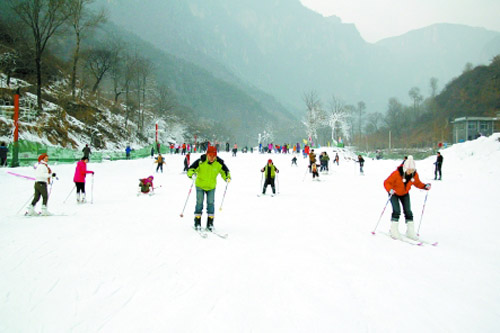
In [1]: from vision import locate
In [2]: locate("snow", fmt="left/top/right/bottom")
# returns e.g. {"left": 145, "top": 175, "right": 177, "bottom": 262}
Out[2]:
{"left": 1, "top": 135, "right": 500, "bottom": 332}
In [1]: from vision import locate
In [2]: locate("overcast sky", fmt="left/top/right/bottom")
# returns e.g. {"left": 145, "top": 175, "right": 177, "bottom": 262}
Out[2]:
{"left": 300, "top": 0, "right": 500, "bottom": 43}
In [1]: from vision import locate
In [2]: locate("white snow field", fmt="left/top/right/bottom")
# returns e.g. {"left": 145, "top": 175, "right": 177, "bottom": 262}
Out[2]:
{"left": 1, "top": 135, "right": 499, "bottom": 332}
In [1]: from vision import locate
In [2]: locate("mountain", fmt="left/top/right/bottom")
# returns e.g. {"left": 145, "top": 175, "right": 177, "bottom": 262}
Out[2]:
{"left": 96, "top": 0, "right": 500, "bottom": 113}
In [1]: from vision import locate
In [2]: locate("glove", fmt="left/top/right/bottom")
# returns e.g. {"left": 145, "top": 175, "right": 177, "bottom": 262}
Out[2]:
{"left": 389, "top": 189, "right": 395, "bottom": 195}
{"left": 91, "top": 171, "right": 95, "bottom": 175}
{"left": 226, "top": 178, "right": 231, "bottom": 183}
{"left": 425, "top": 183, "right": 431, "bottom": 190}
{"left": 52, "top": 173, "right": 57, "bottom": 177}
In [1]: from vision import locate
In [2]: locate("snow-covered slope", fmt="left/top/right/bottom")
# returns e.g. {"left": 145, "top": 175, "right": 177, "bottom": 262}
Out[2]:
{"left": 1, "top": 135, "right": 499, "bottom": 332}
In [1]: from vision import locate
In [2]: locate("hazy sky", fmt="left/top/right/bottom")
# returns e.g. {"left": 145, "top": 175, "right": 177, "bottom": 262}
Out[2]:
{"left": 300, "top": 0, "right": 500, "bottom": 43}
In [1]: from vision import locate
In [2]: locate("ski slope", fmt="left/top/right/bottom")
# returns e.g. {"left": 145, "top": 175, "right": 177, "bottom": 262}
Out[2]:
{"left": 1, "top": 135, "right": 499, "bottom": 332}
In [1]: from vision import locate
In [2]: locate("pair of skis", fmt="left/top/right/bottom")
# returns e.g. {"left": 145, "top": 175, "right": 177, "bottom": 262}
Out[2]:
{"left": 194, "top": 227, "right": 228, "bottom": 239}
{"left": 373, "top": 231, "right": 438, "bottom": 246}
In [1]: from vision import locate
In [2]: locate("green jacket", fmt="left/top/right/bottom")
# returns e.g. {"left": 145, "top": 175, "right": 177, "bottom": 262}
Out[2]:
{"left": 187, "top": 154, "right": 230, "bottom": 190}
{"left": 261, "top": 164, "right": 278, "bottom": 179}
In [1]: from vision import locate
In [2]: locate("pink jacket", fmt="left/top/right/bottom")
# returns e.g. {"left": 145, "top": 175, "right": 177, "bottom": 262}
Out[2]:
{"left": 73, "top": 160, "right": 93, "bottom": 183}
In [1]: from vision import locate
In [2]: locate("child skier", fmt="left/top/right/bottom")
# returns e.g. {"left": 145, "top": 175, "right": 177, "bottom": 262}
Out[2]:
{"left": 311, "top": 163, "right": 319, "bottom": 180}
{"left": 138, "top": 176, "right": 155, "bottom": 195}
{"left": 291, "top": 156, "right": 298, "bottom": 166}
{"left": 155, "top": 154, "right": 165, "bottom": 173}
{"left": 27, "top": 153, "right": 55, "bottom": 216}
{"left": 261, "top": 159, "right": 279, "bottom": 195}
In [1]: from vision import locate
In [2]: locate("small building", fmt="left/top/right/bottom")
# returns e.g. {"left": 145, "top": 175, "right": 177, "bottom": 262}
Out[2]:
{"left": 451, "top": 117, "right": 498, "bottom": 143}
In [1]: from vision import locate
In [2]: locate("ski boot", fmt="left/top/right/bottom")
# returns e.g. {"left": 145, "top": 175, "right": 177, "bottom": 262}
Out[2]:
{"left": 390, "top": 221, "right": 402, "bottom": 240}
{"left": 207, "top": 216, "right": 214, "bottom": 231}
{"left": 27, "top": 205, "right": 36, "bottom": 216}
{"left": 405, "top": 221, "right": 419, "bottom": 240}
{"left": 194, "top": 216, "right": 202, "bottom": 230}
{"left": 41, "top": 205, "right": 52, "bottom": 216}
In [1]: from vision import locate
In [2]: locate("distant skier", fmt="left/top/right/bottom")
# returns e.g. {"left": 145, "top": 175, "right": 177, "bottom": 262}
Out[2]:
{"left": 261, "top": 159, "right": 279, "bottom": 195}
{"left": 334, "top": 153, "right": 339, "bottom": 166}
{"left": 73, "top": 157, "right": 94, "bottom": 203}
{"left": 183, "top": 152, "right": 191, "bottom": 172}
{"left": 291, "top": 156, "right": 298, "bottom": 166}
{"left": 308, "top": 149, "right": 316, "bottom": 172}
{"left": 232, "top": 143, "right": 238, "bottom": 157}
{"left": 320, "top": 152, "right": 330, "bottom": 171}
{"left": 82, "top": 144, "right": 91, "bottom": 160}
{"left": 357, "top": 155, "right": 365, "bottom": 174}
{"left": 155, "top": 153, "right": 165, "bottom": 173}
{"left": 434, "top": 152, "right": 443, "bottom": 180}
{"left": 187, "top": 146, "right": 231, "bottom": 231}
{"left": 138, "top": 176, "right": 154, "bottom": 195}
{"left": 125, "top": 146, "right": 132, "bottom": 159}
{"left": 0, "top": 141, "right": 8, "bottom": 166}
{"left": 384, "top": 155, "right": 431, "bottom": 240}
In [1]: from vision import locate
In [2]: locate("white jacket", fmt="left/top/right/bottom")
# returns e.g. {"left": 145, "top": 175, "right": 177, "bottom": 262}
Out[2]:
{"left": 34, "top": 161, "right": 51, "bottom": 182}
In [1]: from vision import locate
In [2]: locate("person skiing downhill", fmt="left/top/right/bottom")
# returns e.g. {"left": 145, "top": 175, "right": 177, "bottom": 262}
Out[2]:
{"left": 261, "top": 159, "right": 279, "bottom": 195}
{"left": 73, "top": 157, "right": 94, "bottom": 203}
{"left": 187, "top": 146, "right": 231, "bottom": 231}
{"left": 384, "top": 155, "right": 431, "bottom": 240}
{"left": 155, "top": 153, "right": 165, "bottom": 173}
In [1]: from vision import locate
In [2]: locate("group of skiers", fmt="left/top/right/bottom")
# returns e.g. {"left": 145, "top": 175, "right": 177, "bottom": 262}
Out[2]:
{"left": 23, "top": 143, "right": 444, "bottom": 241}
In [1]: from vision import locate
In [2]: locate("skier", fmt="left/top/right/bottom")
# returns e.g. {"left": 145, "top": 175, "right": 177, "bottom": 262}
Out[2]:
{"left": 125, "top": 145, "right": 132, "bottom": 159}
{"left": 311, "top": 163, "right": 319, "bottom": 180}
{"left": 434, "top": 152, "right": 443, "bottom": 180}
{"left": 0, "top": 141, "right": 8, "bottom": 166}
{"left": 320, "top": 152, "right": 330, "bottom": 172}
{"left": 357, "top": 155, "right": 365, "bottom": 174}
{"left": 384, "top": 155, "right": 431, "bottom": 240}
{"left": 334, "top": 153, "right": 339, "bottom": 166}
{"left": 187, "top": 146, "right": 231, "bottom": 231}
{"left": 308, "top": 149, "right": 316, "bottom": 172}
{"left": 183, "top": 152, "right": 191, "bottom": 172}
{"left": 261, "top": 159, "right": 279, "bottom": 195}
{"left": 73, "top": 157, "right": 94, "bottom": 203}
{"left": 232, "top": 143, "right": 238, "bottom": 157}
{"left": 82, "top": 144, "right": 91, "bottom": 160}
{"left": 138, "top": 176, "right": 154, "bottom": 195}
{"left": 27, "top": 153, "right": 54, "bottom": 216}
{"left": 291, "top": 156, "right": 298, "bottom": 166}
{"left": 155, "top": 153, "right": 165, "bottom": 173}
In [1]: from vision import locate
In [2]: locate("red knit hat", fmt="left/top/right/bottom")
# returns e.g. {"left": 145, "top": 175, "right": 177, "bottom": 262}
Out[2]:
{"left": 268, "top": 159, "right": 272, "bottom": 163}
{"left": 207, "top": 146, "right": 217, "bottom": 156}
{"left": 38, "top": 153, "right": 48, "bottom": 162}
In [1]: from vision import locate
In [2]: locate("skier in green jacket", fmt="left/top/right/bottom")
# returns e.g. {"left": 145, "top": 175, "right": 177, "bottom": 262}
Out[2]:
{"left": 187, "top": 146, "right": 231, "bottom": 231}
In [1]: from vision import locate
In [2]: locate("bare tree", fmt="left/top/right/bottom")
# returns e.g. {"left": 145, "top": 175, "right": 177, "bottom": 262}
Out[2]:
{"left": 85, "top": 44, "right": 114, "bottom": 94}
{"left": 67, "top": 0, "right": 106, "bottom": 98}
{"left": 429, "top": 77, "right": 439, "bottom": 99}
{"left": 357, "top": 101, "right": 366, "bottom": 143}
{"left": 326, "top": 94, "right": 348, "bottom": 145}
{"left": 9, "top": 0, "right": 71, "bottom": 110}
{"left": 302, "top": 91, "right": 324, "bottom": 144}
{"left": 408, "top": 87, "right": 423, "bottom": 121}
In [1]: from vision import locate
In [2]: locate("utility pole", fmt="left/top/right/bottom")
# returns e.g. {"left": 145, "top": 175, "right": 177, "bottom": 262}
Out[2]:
{"left": 11, "top": 89, "right": 20, "bottom": 167}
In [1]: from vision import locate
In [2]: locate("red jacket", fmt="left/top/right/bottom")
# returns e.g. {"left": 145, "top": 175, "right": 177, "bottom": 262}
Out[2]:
{"left": 73, "top": 160, "right": 93, "bottom": 183}
{"left": 384, "top": 166, "right": 425, "bottom": 196}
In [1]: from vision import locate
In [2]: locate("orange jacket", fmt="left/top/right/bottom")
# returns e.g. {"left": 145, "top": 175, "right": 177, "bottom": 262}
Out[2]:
{"left": 384, "top": 166, "right": 426, "bottom": 196}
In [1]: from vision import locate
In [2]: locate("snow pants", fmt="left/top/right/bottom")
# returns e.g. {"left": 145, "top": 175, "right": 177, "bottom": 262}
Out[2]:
{"left": 262, "top": 178, "right": 276, "bottom": 194}
{"left": 390, "top": 193, "right": 413, "bottom": 222}
{"left": 75, "top": 182, "right": 86, "bottom": 194}
{"left": 32, "top": 181, "right": 48, "bottom": 206}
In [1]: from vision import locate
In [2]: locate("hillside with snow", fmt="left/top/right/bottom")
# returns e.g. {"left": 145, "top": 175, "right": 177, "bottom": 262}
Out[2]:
{"left": 1, "top": 134, "right": 499, "bottom": 332}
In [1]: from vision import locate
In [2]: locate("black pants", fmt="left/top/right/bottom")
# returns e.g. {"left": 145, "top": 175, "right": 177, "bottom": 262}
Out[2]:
{"left": 263, "top": 178, "right": 276, "bottom": 194}
{"left": 390, "top": 194, "right": 413, "bottom": 222}
{"left": 435, "top": 164, "right": 442, "bottom": 179}
{"left": 32, "top": 181, "right": 48, "bottom": 206}
{"left": 75, "top": 182, "right": 86, "bottom": 194}
{"left": 156, "top": 163, "right": 163, "bottom": 172}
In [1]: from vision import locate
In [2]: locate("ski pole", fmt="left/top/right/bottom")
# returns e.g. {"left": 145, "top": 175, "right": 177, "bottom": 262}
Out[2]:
{"left": 17, "top": 194, "right": 34, "bottom": 215}
{"left": 276, "top": 173, "right": 280, "bottom": 194}
{"left": 90, "top": 174, "right": 94, "bottom": 204}
{"left": 417, "top": 191, "right": 429, "bottom": 236}
{"left": 371, "top": 193, "right": 393, "bottom": 234}
{"left": 259, "top": 172, "right": 263, "bottom": 194}
{"left": 63, "top": 185, "right": 76, "bottom": 203}
{"left": 219, "top": 180, "right": 230, "bottom": 211}
{"left": 180, "top": 177, "right": 195, "bottom": 217}
{"left": 302, "top": 166, "right": 309, "bottom": 182}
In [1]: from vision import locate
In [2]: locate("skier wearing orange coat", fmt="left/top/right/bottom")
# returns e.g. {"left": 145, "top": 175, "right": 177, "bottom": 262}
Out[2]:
{"left": 383, "top": 155, "right": 431, "bottom": 240}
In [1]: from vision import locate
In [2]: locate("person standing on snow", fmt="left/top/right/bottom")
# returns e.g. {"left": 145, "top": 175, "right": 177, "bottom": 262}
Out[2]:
{"left": 434, "top": 152, "right": 443, "bottom": 180}
{"left": 261, "top": 159, "right": 279, "bottom": 195}
{"left": 73, "top": 157, "right": 94, "bottom": 203}
{"left": 27, "top": 153, "right": 54, "bottom": 216}
{"left": 187, "top": 146, "right": 231, "bottom": 231}
{"left": 357, "top": 155, "right": 365, "bottom": 174}
{"left": 82, "top": 144, "right": 91, "bottom": 160}
{"left": 383, "top": 155, "right": 431, "bottom": 240}
{"left": 183, "top": 152, "right": 191, "bottom": 172}
{"left": 0, "top": 142, "right": 8, "bottom": 166}
{"left": 308, "top": 149, "right": 316, "bottom": 172}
